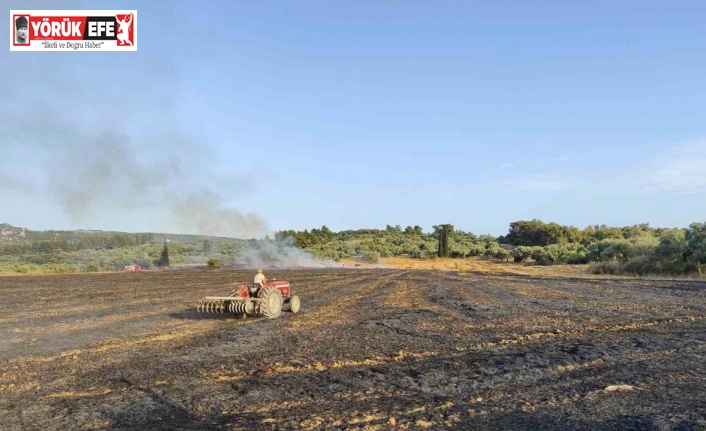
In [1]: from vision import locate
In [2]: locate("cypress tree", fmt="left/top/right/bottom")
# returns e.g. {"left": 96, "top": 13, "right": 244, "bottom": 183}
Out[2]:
{"left": 159, "top": 238, "right": 170, "bottom": 267}
{"left": 437, "top": 224, "right": 454, "bottom": 258}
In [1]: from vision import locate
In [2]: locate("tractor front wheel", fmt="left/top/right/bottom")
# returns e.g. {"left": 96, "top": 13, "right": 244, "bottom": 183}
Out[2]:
{"left": 289, "top": 295, "right": 301, "bottom": 313}
{"left": 260, "top": 287, "right": 283, "bottom": 319}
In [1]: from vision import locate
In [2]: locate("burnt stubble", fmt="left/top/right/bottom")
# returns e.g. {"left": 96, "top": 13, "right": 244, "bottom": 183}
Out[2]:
{"left": 0, "top": 269, "right": 704, "bottom": 430}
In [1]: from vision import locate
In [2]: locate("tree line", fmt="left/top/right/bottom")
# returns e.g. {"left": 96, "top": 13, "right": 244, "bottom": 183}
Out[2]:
{"left": 0, "top": 234, "right": 244, "bottom": 274}
{"left": 0, "top": 233, "right": 154, "bottom": 255}
{"left": 277, "top": 220, "right": 706, "bottom": 276}
{"left": 1, "top": 220, "right": 703, "bottom": 276}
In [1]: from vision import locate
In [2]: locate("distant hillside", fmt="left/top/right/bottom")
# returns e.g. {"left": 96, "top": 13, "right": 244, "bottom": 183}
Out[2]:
{"left": 0, "top": 223, "right": 27, "bottom": 242}
{"left": 0, "top": 223, "right": 254, "bottom": 274}
{"left": 0, "top": 223, "right": 246, "bottom": 244}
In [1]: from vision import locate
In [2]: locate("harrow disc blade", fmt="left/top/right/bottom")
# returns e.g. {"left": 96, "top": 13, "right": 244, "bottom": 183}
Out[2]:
{"left": 245, "top": 300, "right": 256, "bottom": 315}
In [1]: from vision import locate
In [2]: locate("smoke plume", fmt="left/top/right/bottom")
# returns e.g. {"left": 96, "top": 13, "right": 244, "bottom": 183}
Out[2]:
{"left": 173, "top": 193, "right": 266, "bottom": 239}
{"left": 234, "top": 236, "right": 339, "bottom": 268}
{"left": 0, "top": 108, "right": 268, "bottom": 238}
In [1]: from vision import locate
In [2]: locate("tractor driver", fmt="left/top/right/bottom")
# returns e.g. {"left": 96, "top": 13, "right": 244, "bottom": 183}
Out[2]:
{"left": 253, "top": 269, "right": 267, "bottom": 289}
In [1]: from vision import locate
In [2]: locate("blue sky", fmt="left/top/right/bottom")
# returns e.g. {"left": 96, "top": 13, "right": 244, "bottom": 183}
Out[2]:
{"left": 1, "top": 0, "right": 705, "bottom": 237}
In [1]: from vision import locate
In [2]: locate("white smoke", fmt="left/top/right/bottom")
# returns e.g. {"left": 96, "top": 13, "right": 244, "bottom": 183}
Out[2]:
{"left": 234, "top": 236, "right": 339, "bottom": 268}
{"left": 171, "top": 192, "right": 267, "bottom": 239}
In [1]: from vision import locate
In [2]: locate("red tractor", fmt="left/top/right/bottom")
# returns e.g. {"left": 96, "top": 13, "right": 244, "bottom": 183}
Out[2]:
{"left": 196, "top": 279, "right": 300, "bottom": 319}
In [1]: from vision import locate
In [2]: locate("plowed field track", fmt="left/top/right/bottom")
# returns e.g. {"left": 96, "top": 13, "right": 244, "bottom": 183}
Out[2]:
{"left": 1, "top": 269, "right": 705, "bottom": 430}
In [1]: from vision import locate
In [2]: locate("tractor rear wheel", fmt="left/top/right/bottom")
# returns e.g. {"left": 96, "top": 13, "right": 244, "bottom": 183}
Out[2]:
{"left": 260, "top": 287, "right": 283, "bottom": 319}
{"left": 289, "top": 295, "right": 301, "bottom": 313}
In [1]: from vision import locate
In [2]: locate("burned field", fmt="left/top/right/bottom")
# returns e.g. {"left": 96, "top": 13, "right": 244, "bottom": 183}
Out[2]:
{"left": 0, "top": 270, "right": 705, "bottom": 430}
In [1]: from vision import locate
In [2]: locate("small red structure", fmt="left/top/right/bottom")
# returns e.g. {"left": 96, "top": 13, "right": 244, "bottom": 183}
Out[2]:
{"left": 124, "top": 264, "right": 142, "bottom": 272}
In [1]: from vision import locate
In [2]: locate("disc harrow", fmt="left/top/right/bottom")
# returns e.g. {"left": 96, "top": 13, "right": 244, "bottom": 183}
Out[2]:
{"left": 230, "top": 301, "right": 248, "bottom": 314}
{"left": 197, "top": 297, "right": 248, "bottom": 314}
{"left": 196, "top": 298, "right": 228, "bottom": 313}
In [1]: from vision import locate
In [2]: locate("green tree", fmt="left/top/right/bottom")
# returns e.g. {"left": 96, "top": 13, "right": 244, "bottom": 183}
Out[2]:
{"left": 651, "top": 229, "right": 688, "bottom": 274}
{"left": 435, "top": 224, "right": 454, "bottom": 258}
{"left": 686, "top": 222, "right": 706, "bottom": 276}
{"left": 512, "top": 246, "right": 534, "bottom": 263}
{"left": 363, "top": 250, "right": 381, "bottom": 263}
{"left": 156, "top": 238, "right": 170, "bottom": 267}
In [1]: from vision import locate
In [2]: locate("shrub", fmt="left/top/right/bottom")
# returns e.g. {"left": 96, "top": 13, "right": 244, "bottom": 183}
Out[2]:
{"left": 621, "top": 255, "right": 653, "bottom": 275}
{"left": 207, "top": 259, "right": 221, "bottom": 270}
{"left": 467, "top": 243, "right": 487, "bottom": 257}
{"left": 589, "top": 260, "right": 621, "bottom": 275}
{"left": 12, "top": 264, "right": 30, "bottom": 273}
{"left": 494, "top": 248, "right": 510, "bottom": 261}
{"left": 45, "top": 263, "right": 77, "bottom": 273}
{"left": 512, "top": 246, "right": 534, "bottom": 262}
{"left": 85, "top": 263, "right": 101, "bottom": 272}
{"left": 531, "top": 247, "right": 553, "bottom": 265}
{"left": 483, "top": 242, "right": 504, "bottom": 258}
{"left": 363, "top": 251, "right": 381, "bottom": 263}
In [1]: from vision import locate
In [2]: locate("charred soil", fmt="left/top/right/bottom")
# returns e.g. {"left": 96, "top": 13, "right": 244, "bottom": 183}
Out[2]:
{"left": 0, "top": 269, "right": 705, "bottom": 430}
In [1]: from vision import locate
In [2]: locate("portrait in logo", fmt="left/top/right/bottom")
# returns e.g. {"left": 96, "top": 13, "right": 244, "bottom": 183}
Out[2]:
{"left": 15, "top": 16, "right": 29, "bottom": 44}
{"left": 115, "top": 13, "right": 133, "bottom": 46}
